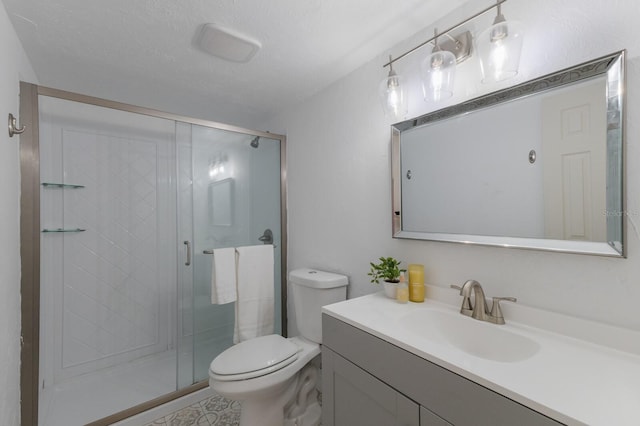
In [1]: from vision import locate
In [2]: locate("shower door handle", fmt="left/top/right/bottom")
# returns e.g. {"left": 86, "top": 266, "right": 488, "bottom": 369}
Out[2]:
{"left": 183, "top": 241, "right": 191, "bottom": 266}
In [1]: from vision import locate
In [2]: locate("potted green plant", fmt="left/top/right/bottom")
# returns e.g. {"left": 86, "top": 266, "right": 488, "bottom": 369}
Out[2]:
{"left": 368, "top": 257, "right": 405, "bottom": 298}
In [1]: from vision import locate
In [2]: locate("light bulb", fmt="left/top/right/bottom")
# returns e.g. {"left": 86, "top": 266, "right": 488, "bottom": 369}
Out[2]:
{"left": 421, "top": 49, "right": 456, "bottom": 102}
{"left": 378, "top": 56, "right": 408, "bottom": 120}
{"left": 478, "top": 7, "right": 523, "bottom": 84}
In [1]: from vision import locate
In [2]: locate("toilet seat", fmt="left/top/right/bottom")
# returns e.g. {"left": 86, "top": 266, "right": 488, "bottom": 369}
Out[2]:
{"left": 210, "top": 334, "right": 300, "bottom": 381}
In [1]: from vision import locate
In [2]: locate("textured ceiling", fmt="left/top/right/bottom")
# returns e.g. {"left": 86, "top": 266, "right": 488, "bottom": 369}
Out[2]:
{"left": 3, "top": 0, "right": 469, "bottom": 126}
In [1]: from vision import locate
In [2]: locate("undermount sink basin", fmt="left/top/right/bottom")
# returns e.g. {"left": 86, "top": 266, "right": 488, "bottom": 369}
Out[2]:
{"left": 402, "top": 309, "right": 540, "bottom": 362}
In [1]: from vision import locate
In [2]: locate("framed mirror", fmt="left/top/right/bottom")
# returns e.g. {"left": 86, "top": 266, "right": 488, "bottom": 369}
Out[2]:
{"left": 392, "top": 51, "right": 625, "bottom": 257}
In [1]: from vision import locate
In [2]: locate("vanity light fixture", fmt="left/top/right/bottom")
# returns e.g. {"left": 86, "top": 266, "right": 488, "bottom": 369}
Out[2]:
{"left": 476, "top": 2, "right": 524, "bottom": 83}
{"left": 208, "top": 154, "right": 228, "bottom": 178}
{"left": 380, "top": 0, "right": 523, "bottom": 113}
{"left": 209, "top": 161, "right": 223, "bottom": 178}
{"left": 421, "top": 29, "right": 457, "bottom": 102}
{"left": 379, "top": 55, "right": 408, "bottom": 120}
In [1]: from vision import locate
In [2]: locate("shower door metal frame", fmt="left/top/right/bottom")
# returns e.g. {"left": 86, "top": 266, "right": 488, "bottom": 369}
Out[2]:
{"left": 19, "top": 82, "right": 288, "bottom": 426}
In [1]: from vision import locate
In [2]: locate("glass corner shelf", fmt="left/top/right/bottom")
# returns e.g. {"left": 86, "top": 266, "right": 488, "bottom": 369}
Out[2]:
{"left": 42, "top": 228, "right": 86, "bottom": 233}
{"left": 41, "top": 182, "right": 85, "bottom": 189}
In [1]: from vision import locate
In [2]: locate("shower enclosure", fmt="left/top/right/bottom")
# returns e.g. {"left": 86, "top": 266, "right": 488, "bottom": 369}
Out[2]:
{"left": 19, "top": 83, "right": 287, "bottom": 426}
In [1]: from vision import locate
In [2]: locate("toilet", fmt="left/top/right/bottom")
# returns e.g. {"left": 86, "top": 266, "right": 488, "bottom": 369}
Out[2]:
{"left": 209, "top": 268, "right": 348, "bottom": 426}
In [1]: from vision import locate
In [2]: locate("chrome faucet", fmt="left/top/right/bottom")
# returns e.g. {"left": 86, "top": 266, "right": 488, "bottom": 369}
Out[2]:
{"left": 459, "top": 279, "right": 489, "bottom": 321}
{"left": 451, "top": 280, "right": 516, "bottom": 325}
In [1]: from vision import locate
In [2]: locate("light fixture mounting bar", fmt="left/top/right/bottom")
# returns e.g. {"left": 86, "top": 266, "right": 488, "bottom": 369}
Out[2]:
{"left": 439, "top": 31, "right": 472, "bottom": 64}
{"left": 383, "top": 0, "right": 507, "bottom": 68}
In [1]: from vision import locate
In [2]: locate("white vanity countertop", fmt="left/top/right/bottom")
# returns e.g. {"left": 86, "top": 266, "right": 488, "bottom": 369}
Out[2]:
{"left": 322, "top": 290, "right": 640, "bottom": 426}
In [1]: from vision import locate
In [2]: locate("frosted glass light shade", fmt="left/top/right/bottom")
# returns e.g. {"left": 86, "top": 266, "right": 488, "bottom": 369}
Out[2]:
{"left": 477, "top": 20, "right": 524, "bottom": 83}
{"left": 421, "top": 49, "right": 456, "bottom": 102}
{"left": 379, "top": 72, "right": 408, "bottom": 120}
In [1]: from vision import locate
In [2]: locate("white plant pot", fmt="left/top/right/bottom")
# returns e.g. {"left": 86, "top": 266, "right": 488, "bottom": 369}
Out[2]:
{"left": 382, "top": 281, "right": 399, "bottom": 299}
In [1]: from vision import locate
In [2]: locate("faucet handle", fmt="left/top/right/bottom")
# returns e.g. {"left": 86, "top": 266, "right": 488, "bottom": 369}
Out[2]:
{"left": 450, "top": 284, "right": 472, "bottom": 311}
{"left": 489, "top": 297, "right": 517, "bottom": 324}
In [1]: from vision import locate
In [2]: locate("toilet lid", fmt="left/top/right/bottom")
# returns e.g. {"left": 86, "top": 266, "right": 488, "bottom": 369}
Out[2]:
{"left": 210, "top": 334, "right": 299, "bottom": 379}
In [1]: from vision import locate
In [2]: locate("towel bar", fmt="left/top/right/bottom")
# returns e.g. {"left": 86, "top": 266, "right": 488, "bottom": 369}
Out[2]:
{"left": 203, "top": 244, "right": 276, "bottom": 254}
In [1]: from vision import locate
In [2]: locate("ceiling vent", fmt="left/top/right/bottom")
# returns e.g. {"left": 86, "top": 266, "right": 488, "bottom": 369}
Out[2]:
{"left": 195, "top": 23, "right": 261, "bottom": 63}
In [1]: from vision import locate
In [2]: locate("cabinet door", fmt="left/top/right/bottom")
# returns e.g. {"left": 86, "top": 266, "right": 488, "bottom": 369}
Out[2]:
{"left": 421, "top": 407, "right": 453, "bottom": 426}
{"left": 323, "top": 347, "right": 419, "bottom": 426}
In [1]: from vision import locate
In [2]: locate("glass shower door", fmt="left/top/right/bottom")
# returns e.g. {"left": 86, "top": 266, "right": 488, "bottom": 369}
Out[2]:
{"left": 176, "top": 123, "right": 283, "bottom": 384}
{"left": 38, "top": 96, "right": 179, "bottom": 425}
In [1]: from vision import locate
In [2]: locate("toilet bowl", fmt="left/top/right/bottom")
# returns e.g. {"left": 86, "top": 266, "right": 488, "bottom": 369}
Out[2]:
{"left": 210, "top": 335, "right": 320, "bottom": 425}
{"left": 208, "top": 268, "right": 348, "bottom": 426}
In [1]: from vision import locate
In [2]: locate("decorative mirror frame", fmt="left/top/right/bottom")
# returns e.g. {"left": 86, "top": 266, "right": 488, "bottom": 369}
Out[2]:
{"left": 391, "top": 50, "right": 626, "bottom": 257}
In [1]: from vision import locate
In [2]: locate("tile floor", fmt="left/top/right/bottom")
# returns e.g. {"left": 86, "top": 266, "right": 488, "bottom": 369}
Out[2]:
{"left": 141, "top": 391, "right": 322, "bottom": 426}
{"left": 143, "top": 393, "right": 241, "bottom": 426}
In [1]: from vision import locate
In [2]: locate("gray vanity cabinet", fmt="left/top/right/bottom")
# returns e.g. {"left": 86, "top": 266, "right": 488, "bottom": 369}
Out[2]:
{"left": 323, "top": 347, "right": 421, "bottom": 425}
{"left": 322, "top": 314, "right": 564, "bottom": 426}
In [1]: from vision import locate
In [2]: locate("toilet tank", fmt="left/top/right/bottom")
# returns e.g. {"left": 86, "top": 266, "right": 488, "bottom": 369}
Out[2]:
{"left": 289, "top": 268, "right": 348, "bottom": 344}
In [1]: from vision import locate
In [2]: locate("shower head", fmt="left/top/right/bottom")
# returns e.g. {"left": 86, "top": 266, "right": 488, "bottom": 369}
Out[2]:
{"left": 250, "top": 136, "right": 259, "bottom": 148}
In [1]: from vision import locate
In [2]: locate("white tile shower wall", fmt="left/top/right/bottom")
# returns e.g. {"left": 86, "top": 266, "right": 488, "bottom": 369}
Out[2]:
{"left": 264, "top": 0, "right": 640, "bottom": 333}
{"left": 0, "top": 2, "right": 38, "bottom": 424}
{"left": 63, "top": 130, "right": 164, "bottom": 372}
{"left": 39, "top": 97, "right": 177, "bottom": 384}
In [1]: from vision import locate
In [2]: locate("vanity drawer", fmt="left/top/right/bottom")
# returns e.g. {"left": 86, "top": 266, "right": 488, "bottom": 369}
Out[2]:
{"left": 322, "top": 314, "right": 564, "bottom": 426}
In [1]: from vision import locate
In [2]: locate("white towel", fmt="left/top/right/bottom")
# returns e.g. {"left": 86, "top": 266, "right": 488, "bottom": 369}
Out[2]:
{"left": 210, "top": 248, "right": 237, "bottom": 305}
{"left": 234, "top": 245, "right": 274, "bottom": 343}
